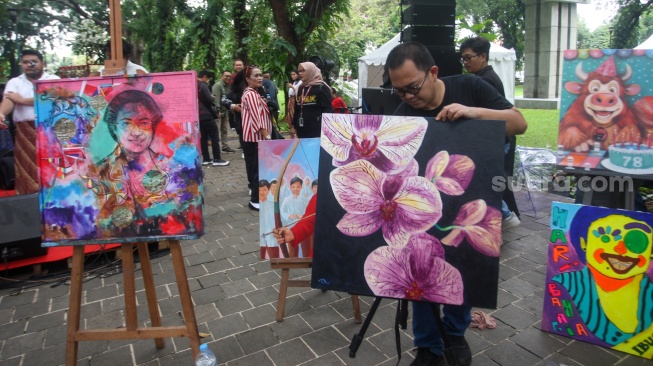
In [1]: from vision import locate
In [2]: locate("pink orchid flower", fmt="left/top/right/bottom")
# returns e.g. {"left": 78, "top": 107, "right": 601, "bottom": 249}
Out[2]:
{"left": 364, "top": 233, "right": 464, "bottom": 304}
{"left": 330, "top": 159, "right": 442, "bottom": 248}
{"left": 441, "top": 199, "right": 502, "bottom": 257}
{"left": 321, "top": 114, "right": 428, "bottom": 173}
{"left": 425, "top": 151, "right": 475, "bottom": 196}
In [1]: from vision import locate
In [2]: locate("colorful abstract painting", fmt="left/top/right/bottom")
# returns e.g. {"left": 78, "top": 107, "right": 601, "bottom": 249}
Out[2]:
{"left": 557, "top": 50, "right": 653, "bottom": 177}
{"left": 35, "top": 72, "right": 204, "bottom": 246}
{"left": 543, "top": 202, "right": 653, "bottom": 359}
{"left": 258, "top": 138, "right": 320, "bottom": 259}
{"left": 311, "top": 114, "right": 505, "bottom": 308}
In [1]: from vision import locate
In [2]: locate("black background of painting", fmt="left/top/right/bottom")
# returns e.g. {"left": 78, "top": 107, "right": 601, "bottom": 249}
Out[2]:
{"left": 312, "top": 118, "right": 505, "bottom": 309}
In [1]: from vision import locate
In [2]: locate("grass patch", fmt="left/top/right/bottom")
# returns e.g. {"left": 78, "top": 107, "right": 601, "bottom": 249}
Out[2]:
{"left": 517, "top": 109, "right": 560, "bottom": 149}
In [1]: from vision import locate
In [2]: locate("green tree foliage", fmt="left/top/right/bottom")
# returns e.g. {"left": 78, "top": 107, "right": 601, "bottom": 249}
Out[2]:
{"left": 612, "top": 0, "right": 652, "bottom": 48}
{"left": 577, "top": 20, "right": 612, "bottom": 49}
{"left": 639, "top": 10, "right": 653, "bottom": 41}
{"left": 456, "top": 0, "right": 525, "bottom": 69}
{"left": 325, "top": 0, "right": 401, "bottom": 79}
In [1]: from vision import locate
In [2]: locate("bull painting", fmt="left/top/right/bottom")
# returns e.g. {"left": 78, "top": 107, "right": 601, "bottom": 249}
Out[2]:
{"left": 557, "top": 50, "right": 653, "bottom": 176}
{"left": 559, "top": 55, "right": 641, "bottom": 152}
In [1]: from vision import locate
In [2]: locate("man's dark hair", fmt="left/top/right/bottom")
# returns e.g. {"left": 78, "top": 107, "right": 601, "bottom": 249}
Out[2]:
{"left": 198, "top": 70, "right": 211, "bottom": 79}
{"left": 460, "top": 37, "right": 491, "bottom": 60}
{"left": 222, "top": 70, "right": 231, "bottom": 76}
{"left": 233, "top": 58, "right": 243, "bottom": 66}
{"left": 21, "top": 49, "right": 43, "bottom": 61}
{"left": 231, "top": 70, "right": 246, "bottom": 95}
{"left": 311, "top": 179, "right": 318, "bottom": 188}
{"left": 103, "top": 39, "right": 133, "bottom": 60}
{"left": 290, "top": 177, "right": 303, "bottom": 186}
{"left": 385, "top": 42, "right": 434, "bottom": 73}
{"left": 270, "top": 179, "right": 278, "bottom": 184}
{"left": 104, "top": 90, "right": 163, "bottom": 142}
{"left": 259, "top": 179, "right": 270, "bottom": 188}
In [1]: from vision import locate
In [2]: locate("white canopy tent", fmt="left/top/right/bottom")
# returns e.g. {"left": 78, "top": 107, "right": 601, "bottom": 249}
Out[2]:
{"left": 358, "top": 34, "right": 517, "bottom": 103}
{"left": 635, "top": 34, "right": 653, "bottom": 49}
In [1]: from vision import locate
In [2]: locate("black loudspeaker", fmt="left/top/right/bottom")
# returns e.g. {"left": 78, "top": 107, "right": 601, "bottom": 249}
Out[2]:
{"left": 427, "top": 48, "right": 462, "bottom": 78}
{"left": 401, "top": 26, "right": 455, "bottom": 47}
{"left": 361, "top": 88, "right": 403, "bottom": 116}
{"left": 402, "top": 5, "right": 455, "bottom": 26}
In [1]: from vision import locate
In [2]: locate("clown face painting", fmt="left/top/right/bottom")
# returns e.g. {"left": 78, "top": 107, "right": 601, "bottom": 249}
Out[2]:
{"left": 543, "top": 202, "right": 653, "bottom": 359}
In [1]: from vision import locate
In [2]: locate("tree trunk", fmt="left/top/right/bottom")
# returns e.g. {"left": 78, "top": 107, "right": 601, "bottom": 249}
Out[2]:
{"left": 233, "top": 0, "right": 249, "bottom": 64}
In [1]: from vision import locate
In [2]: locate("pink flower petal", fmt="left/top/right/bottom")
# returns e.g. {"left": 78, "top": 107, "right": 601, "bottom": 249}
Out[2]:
{"left": 384, "top": 159, "right": 420, "bottom": 196}
{"left": 443, "top": 155, "right": 475, "bottom": 191}
{"left": 425, "top": 151, "right": 449, "bottom": 182}
{"left": 394, "top": 176, "right": 443, "bottom": 233}
{"left": 407, "top": 232, "right": 445, "bottom": 259}
{"left": 382, "top": 219, "right": 412, "bottom": 248}
{"left": 421, "top": 258, "right": 464, "bottom": 304}
{"left": 434, "top": 177, "right": 465, "bottom": 196}
{"left": 441, "top": 228, "right": 465, "bottom": 247}
{"left": 337, "top": 212, "right": 383, "bottom": 237}
{"left": 452, "top": 199, "right": 487, "bottom": 226}
{"left": 464, "top": 206, "right": 502, "bottom": 257}
{"left": 364, "top": 240, "right": 464, "bottom": 304}
{"left": 330, "top": 160, "right": 385, "bottom": 213}
{"left": 376, "top": 118, "right": 428, "bottom": 170}
{"left": 364, "top": 246, "right": 412, "bottom": 299}
{"left": 321, "top": 114, "right": 356, "bottom": 163}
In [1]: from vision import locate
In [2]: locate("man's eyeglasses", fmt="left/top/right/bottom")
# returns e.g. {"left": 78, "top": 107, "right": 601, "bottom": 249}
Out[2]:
{"left": 391, "top": 73, "right": 429, "bottom": 97}
{"left": 460, "top": 54, "right": 480, "bottom": 64}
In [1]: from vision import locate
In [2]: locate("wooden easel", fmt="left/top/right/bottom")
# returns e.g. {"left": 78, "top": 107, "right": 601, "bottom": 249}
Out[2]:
{"left": 65, "top": 240, "right": 200, "bottom": 366}
{"left": 103, "top": 0, "right": 126, "bottom": 76}
{"left": 271, "top": 257, "right": 362, "bottom": 323}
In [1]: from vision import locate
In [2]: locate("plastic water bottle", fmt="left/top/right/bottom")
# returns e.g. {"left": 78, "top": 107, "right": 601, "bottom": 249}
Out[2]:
{"left": 195, "top": 343, "right": 217, "bottom": 366}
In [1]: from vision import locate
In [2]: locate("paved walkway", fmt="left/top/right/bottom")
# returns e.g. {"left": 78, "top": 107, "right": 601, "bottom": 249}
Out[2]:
{"left": 0, "top": 142, "right": 649, "bottom": 366}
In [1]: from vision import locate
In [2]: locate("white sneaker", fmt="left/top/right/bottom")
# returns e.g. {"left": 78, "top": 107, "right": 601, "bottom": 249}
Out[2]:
{"left": 502, "top": 212, "right": 521, "bottom": 231}
{"left": 241, "top": 152, "right": 244, "bottom": 159}
{"left": 249, "top": 189, "right": 252, "bottom": 196}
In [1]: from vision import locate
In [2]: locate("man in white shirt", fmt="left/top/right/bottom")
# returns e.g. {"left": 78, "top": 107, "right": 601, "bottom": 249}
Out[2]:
{"left": 100, "top": 40, "right": 148, "bottom": 76}
{"left": 0, "top": 49, "right": 59, "bottom": 194}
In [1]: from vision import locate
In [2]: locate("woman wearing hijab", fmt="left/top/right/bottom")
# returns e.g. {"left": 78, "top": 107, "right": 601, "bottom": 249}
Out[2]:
{"left": 291, "top": 62, "right": 333, "bottom": 138}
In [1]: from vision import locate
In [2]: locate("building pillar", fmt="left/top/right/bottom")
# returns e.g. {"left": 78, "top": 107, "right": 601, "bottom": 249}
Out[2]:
{"left": 524, "top": 0, "right": 586, "bottom": 99}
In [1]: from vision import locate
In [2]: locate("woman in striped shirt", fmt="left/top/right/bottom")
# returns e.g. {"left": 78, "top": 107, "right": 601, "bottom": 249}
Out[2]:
{"left": 241, "top": 65, "right": 272, "bottom": 210}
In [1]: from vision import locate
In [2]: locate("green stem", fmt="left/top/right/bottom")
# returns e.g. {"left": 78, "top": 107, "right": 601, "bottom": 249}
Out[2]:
{"left": 435, "top": 223, "right": 455, "bottom": 232}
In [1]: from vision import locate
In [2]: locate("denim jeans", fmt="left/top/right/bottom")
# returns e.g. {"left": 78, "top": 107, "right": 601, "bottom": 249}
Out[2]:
{"left": 412, "top": 302, "right": 472, "bottom": 356}
{"left": 500, "top": 141, "right": 512, "bottom": 219}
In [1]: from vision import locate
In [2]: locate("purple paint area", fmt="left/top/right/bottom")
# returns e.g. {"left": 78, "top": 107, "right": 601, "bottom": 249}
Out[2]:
{"left": 43, "top": 205, "right": 99, "bottom": 239}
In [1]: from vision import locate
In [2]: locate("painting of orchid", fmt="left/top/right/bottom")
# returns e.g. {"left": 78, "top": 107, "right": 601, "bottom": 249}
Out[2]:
{"left": 312, "top": 114, "right": 506, "bottom": 308}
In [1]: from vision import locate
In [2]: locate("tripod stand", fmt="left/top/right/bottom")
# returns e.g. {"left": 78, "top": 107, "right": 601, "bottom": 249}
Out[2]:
{"left": 348, "top": 297, "right": 460, "bottom": 365}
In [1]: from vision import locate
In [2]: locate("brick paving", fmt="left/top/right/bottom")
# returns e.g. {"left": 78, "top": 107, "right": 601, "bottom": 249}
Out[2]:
{"left": 0, "top": 140, "right": 648, "bottom": 365}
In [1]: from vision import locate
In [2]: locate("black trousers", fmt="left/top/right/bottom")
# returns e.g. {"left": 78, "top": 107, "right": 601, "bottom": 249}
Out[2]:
{"left": 200, "top": 117, "right": 221, "bottom": 162}
{"left": 242, "top": 140, "right": 259, "bottom": 203}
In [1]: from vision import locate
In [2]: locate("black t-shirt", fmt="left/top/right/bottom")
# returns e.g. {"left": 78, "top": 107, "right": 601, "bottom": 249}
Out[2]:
{"left": 476, "top": 66, "right": 505, "bottom": 97}
{"left": 293, "top": 83, "right": 333, "bottom": 138}
{"left": 394, "top": 74, "right": 513, "bottom": 117}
